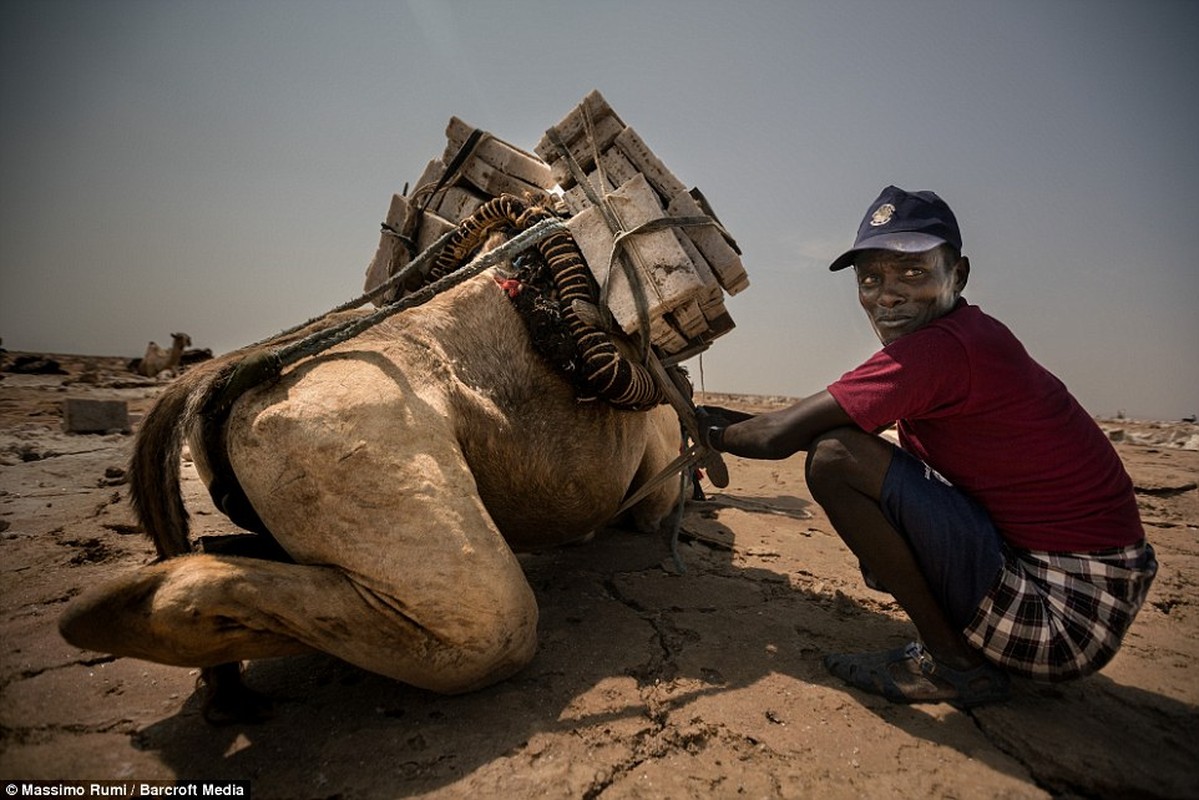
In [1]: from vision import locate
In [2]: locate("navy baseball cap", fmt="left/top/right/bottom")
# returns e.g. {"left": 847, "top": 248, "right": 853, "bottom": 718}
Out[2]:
{"left": 829, "top": 185, "right": 962, "bottom": 271}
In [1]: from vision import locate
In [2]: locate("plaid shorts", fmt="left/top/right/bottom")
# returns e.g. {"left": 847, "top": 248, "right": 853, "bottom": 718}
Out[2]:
{"left": 963, "top": 541, "right": 1157, "bottom": 681}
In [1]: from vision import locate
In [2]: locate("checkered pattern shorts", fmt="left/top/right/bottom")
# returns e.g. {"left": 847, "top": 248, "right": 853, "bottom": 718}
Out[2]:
{"left": 963, "top": 540, "right": 1157, "bottom": 681}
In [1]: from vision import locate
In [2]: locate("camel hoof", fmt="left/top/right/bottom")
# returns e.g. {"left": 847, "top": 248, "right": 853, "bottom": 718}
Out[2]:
{"left": 199, "top": 663, "right": 274, "bottom": 725}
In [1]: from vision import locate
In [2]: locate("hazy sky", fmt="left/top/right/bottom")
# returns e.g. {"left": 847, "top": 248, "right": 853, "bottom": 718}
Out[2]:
{"left": 3, "top": 0, "right": 1197, "bottom": 420}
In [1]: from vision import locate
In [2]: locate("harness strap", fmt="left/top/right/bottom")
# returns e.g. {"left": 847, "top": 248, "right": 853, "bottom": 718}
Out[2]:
{"left": 614, "top": 442, "right": 704, "bottom": 518}
{"left": 400, "top": 127, "right": 489, "bottom": 257}
{"left": 543, "top": 128, "right": 730, "bottom": 543}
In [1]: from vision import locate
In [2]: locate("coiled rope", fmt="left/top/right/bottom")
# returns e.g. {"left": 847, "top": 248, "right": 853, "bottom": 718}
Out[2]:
{"left": 424, "top": 194, "right": 664, "bottom": 410}
{"left": 542, "top": 115, "right": 735, "bottom": 569}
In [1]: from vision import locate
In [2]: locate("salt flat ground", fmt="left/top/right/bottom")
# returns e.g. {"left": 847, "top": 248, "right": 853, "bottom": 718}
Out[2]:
{"left": 1, "top": 356, "right": 1196, "bottom": 798}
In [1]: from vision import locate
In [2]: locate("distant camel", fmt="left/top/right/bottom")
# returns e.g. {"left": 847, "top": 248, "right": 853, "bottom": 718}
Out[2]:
{"left": 137, "top": 332, "right": 191, "bottom": 378}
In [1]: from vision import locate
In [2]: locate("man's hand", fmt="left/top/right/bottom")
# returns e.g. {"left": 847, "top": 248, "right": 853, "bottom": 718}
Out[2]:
{"left": 696, "top": 391, "right": 856, "bottom": 461}
{"left": 696, "top": 405, "right": 755, "bottom": 451}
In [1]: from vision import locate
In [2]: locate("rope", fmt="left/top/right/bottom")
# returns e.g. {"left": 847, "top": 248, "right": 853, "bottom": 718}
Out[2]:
{"left": 543, "top": 127, "right": 734, "bottom": 555}
{"left": 207, "top": 217, "right": 569, "bottom": 417}
{"left": 277, "top": 217, "right": 566, "bottom": 367}
{"left": 545, "top": 127, "right": 655, "bottom": 359}
{"left": 266, "top": 226, "right": 461, "bottom": 349}
{"left": 670, "top": 466, "right": 690, "bottom": 574}
{"left": 401, "top": 127, "right": 490, "bottom": 258}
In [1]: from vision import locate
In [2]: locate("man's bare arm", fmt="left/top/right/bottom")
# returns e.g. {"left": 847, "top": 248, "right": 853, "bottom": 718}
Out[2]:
{"left": 715, "top": 390, "right": 856, "bottom": 459}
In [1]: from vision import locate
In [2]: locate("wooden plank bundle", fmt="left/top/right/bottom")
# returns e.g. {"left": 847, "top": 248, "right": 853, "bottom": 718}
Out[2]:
{"left": 535, "top": 90, "right": 748, "bottom": 359}
{"left": 364, "top": 91, "right": 749, "bottom": 362}
{"left": 363, "top": 117, "right": 555, "bottom": 303}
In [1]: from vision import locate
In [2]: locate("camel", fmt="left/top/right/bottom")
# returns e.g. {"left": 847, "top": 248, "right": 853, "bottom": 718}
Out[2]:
{"left": 136, "top": 332, "right": 192, "bottom": 378}
{"left": 58, "top": 215, "right": 690, "bottom": 712}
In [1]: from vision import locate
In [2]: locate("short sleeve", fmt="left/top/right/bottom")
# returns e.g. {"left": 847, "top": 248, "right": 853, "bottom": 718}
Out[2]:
{"left": 827, "top": 326, "right": 971, "bottom": 432}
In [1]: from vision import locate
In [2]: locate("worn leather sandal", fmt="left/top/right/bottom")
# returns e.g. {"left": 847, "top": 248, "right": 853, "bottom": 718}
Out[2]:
{"left": 824, "top": 641, "right": 1011, "bottom": 709}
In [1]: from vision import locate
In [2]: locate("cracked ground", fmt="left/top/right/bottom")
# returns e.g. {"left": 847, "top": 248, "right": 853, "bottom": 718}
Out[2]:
{"left": 1, "top": 362, "right": 1197, "bottom": 798}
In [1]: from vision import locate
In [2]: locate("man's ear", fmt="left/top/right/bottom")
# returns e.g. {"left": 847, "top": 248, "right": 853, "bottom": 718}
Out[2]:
{"left": 954, "top": 256, "right": 971, "bottom": 294}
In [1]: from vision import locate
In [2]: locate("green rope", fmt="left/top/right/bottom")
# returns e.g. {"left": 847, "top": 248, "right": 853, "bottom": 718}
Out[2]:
{"left": 264, "top": 225, "right": 461, "bottom": 348}
{"left": 278, "top": 216, "right": 567, "bottom": 366}
{"left": 210, "top": 216, "right": 568, "bottom": 412}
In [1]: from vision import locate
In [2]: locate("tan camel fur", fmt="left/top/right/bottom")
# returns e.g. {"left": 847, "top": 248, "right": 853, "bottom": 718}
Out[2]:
{"left": 137, "top": 332, "right": 192, "bottom": 378}
{"left": 60, "top": 271, "right": 683, "bottom": 695}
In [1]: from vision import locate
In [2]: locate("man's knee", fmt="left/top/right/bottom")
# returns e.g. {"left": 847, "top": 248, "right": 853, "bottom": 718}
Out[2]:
{"left": 805, "top": 427, "right": 893, "bottom": 501}
{"left": 805, "top": 429, "right": 854, "bottom": 498}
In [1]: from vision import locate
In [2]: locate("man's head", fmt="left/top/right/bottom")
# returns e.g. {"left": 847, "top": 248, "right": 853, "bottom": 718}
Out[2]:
{"left": 829, "top": 186, "right": 963, "bottom": 272}
{"left": 830, "top": 186, "right": 970, "bottom": 345}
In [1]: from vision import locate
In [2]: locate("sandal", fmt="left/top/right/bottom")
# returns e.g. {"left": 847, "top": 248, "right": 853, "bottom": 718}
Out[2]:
{"left": 824, "top": 641, "right": 1011, "bottom": 709}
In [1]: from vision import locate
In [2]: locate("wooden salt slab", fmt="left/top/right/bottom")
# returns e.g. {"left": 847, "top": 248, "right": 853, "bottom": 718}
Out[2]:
{"left": 565, "top": 174, "right": 707, "bottom": 354}
{"left": 667, "top": 189, "right": 749, "bottom": 295}
{"left": 444, "top": 117, "right": 555, "bottom": 190}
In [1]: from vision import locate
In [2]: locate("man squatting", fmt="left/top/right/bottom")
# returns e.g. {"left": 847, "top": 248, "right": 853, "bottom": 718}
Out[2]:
{"left": 699, "top": 186, "right": 1157, "bottom": 707}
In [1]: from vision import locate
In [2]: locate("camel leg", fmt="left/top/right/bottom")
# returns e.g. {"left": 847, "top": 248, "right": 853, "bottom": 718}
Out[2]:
{"left": 623, "top": 405, "right": 688, "bottom": 532}
{"left": 59, "top": 546, "right": 538, "bottom": 695}
{"left": 65, "top": 355, "right": 540, "bottom": 694}
{"left": 233, "top": 355, "right": 545, "bottom": 689}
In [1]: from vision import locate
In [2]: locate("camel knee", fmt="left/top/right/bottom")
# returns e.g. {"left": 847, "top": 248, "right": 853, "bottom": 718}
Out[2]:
{"left": 415, "top": 585, "right": 540, "bottom": 694}
{"left": 59, "top": 566, "right": 169, "bottom": 658}
{"left": 440, "top": 620, "right": 538, "bottom": 694}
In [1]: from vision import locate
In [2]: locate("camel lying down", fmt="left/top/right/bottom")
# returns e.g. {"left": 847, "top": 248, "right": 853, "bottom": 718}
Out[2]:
{"left": 136, "top": 331, "right": 192, "bottom": 378}
{"left": 59, "top": 270, "right": 684, "bottom": 705}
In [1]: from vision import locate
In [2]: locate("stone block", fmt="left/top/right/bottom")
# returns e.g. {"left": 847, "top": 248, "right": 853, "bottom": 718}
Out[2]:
{"left": 456, "top": 156, "right": 553, "bottom": 202}
{"left": 63, "top": 398, "right": 129, "bottom": 434}
{"left": 432, "top": 185, "right": 488, "bottom": 222}
{"left": 667, "top": 189, "right": 749, "bottom": 295}
{"left": 412, "top": 158, "right": 446, "bottom": 193}
{"left": 364, "top": 192, "right": 409, "bottom": 302}
{"left": 565, "top": 174, "right": 705, "bottom": 354}
{"left": 363, "top": 193, "right": 458, "bottom": 304}
{"left": 672, "top": 229, "right": 728, "bottom": 320}
{"left": 537, "top": 91, "right": 626, "bottom": 188}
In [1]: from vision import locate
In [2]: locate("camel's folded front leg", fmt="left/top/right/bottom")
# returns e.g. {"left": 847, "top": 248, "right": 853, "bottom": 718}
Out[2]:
{"left": 59, "top": 550, "right": 538, "bottom": 694}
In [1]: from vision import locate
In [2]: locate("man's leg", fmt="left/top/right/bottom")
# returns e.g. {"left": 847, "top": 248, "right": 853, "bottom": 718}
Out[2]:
{"left": 803, "top": 428, "right": 1012, "bottom": 705}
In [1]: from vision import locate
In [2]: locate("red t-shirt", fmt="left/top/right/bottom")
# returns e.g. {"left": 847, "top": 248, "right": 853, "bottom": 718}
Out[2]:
{"left": 827, "top": 301, "right": 1143, "bottom": 552}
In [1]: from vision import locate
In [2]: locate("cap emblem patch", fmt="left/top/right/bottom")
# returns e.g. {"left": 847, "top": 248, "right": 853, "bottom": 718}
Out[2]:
{"left": 870, "top": 203, "right": 895, "bottom": 227}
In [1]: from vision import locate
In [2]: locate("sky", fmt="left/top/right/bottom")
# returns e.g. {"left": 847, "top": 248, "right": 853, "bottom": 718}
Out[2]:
{"left": 2, "top": 0, "right": 1197, "bottom": 420}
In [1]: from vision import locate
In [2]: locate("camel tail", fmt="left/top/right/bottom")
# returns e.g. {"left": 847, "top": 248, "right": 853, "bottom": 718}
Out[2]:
{"left": 128, "top": 311, "right": 364, "bottom": 559}
{"left": 129, "top": 359, "right": 235, "bottom": 559}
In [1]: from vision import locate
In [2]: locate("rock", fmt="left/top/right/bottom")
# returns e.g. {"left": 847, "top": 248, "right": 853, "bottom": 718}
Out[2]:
{"left": 5, "top": 355, "right": 67, "bottom": 375}
{"left": 62, "top": 398, "right": 129, "bottom": 434}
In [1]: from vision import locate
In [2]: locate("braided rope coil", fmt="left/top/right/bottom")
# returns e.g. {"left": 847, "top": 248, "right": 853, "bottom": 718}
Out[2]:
{"left": 430, "top": 194, "right": 663, "bottom": 410}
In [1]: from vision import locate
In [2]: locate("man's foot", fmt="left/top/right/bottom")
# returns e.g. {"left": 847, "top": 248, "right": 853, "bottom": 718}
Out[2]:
{"left": 824, "top": 641, "right": 1010, "bottom": 709}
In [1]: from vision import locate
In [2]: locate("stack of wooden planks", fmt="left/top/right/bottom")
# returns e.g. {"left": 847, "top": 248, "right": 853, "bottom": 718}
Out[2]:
{"left": 364, "top": 117, "right": 556, "bottom": 302}
{"left": 365, "top": 90, "right": 748, "bottom": 361}
{"left": 535, "top": 90, "right": 748, "bottom": 359}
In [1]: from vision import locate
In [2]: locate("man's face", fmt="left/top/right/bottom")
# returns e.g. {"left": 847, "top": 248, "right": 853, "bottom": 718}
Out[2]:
{"left": 854, "top": 248, "right": 967, "bottom": 345}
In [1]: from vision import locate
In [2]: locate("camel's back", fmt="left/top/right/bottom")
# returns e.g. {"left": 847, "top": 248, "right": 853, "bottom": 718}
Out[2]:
{"left": 223, "top": 273, "right": 676, "bottom": 550}
{"left": 407, "top": 275, "right": 675, "bottom": 545}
